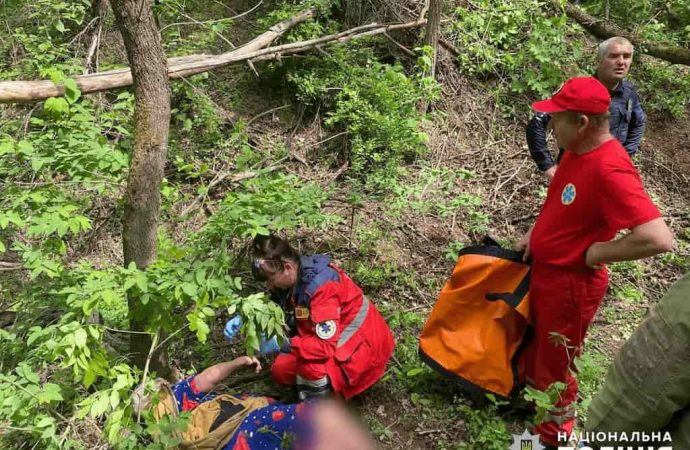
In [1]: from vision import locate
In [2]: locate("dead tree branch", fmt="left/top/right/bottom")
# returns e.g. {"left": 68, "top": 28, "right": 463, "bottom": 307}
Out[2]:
{"left": 0, "top": 8, "right": 315, "bottom": 103}
{"left": 0, "top": 10, "right": 427, "bottom": 103}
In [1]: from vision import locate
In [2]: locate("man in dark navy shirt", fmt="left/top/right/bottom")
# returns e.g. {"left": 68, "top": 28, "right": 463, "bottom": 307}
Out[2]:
{"left": 526, "top": 37, "right": 646, "bottom": 181}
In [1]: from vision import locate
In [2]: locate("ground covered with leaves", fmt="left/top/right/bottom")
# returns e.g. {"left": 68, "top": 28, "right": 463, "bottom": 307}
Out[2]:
{"left": 1, "top": 0, "right": 689, "bottom": 449}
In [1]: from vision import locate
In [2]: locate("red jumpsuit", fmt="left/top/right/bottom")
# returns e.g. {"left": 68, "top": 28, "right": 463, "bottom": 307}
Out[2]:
{"left": 271, "top": 255, "right": 395, "bottom": 400}
{"left": 522, "top": 139, "right": 661, "bottom": 446}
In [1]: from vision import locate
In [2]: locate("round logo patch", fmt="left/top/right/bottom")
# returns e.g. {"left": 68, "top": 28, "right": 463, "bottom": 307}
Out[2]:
{"left": 561, "top": 183, "right": 576, "bottom": 205}
{"left": 315, "top": 320, "right": 337, "bottom": 340}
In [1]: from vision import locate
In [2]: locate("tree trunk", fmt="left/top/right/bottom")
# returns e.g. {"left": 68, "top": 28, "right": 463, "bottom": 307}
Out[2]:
{"left": 419, "top": 0, "right": 440, "bottom": 113}
{"left": 110, "top": 0, "right": 171, "bottom": 378}
{"left": 550, "top": 0, "right": 690, "bottom": 66}
{"left": 424, "top": 0, "right": 441, "bottom": 80}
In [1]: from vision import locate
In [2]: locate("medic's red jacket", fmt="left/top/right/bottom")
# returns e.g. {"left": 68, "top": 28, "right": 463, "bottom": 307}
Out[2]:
{"left": 290, "top": 255, "right": 395, "bottom": 398}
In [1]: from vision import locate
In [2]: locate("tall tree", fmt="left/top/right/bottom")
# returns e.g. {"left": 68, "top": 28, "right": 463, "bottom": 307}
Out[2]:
{"left": 110, "top": 0, "right": 171, "bottom": 377}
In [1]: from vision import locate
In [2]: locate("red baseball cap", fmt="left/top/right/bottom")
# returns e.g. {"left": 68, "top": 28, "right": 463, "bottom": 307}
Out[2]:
{"left": 532, "top": 76, "right": 611, "bottom": 115}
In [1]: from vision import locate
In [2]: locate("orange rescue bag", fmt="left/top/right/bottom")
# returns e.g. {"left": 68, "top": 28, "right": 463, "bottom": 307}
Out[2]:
{"left": 419, "top": 243, "right": 530, "bottom": 397}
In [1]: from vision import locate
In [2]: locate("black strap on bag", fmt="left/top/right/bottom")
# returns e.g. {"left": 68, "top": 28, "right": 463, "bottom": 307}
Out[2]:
{"left": 485, "top": 270, "right": 531, "bottom": 309}
{"left": 474, "top": 236, "right": 530, "bottom": 309}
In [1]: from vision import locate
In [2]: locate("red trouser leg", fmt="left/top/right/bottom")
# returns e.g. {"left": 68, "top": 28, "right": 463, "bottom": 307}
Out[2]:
{"left": 271, "top": 353, "right": 297, "bottom": 386}
{"left": 521, "top": 264, "right": 608, "bottom": 446}
{"left": 271, "top": 352, "right": 343, "bottom": 391}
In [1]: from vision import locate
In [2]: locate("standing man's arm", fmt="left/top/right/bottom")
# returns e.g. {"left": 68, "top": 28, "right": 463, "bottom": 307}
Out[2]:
{"left": 526, "top": 112, "right": 557, "bottom": 180}
{"left": 623, "top": 95, "right": 646, "bottom": 156}
{"left": 585, "top": 218, "right": 673, "bottom": 269}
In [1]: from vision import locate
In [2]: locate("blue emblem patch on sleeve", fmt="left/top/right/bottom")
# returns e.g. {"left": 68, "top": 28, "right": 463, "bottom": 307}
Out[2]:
{"left": 561, "top": 183, "right": 576, "bottom": 205}
{"left": 315, "top": 320, "right": 337, "bottom": 340}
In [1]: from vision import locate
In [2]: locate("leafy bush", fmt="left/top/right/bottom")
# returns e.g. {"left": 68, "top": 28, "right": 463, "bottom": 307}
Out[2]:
{"left": 635, "top": 61, "right": 690, "bottom": 118}
{"left": 583, "top": 0, "right": 690, "bottom": 45}
{"left": 448, "top": 0, "right": 587, "bottom": 99}
{"left": 280, "top": 44, "right": 439, "bottom": 184}
{"left": 448, "top": 0, "right": 690, "bottom": 117}
{"left": 0, "top": 170, "right": 333, "bottom": 448}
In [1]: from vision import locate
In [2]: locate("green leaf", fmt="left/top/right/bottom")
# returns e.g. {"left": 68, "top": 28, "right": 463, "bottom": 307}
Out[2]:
{"left": 110, "top": 390, "right": 120, "bottom": 409}
{"left": 41, "top": 423, "right": 57, "bottom": 440}
{"left": 195, "top": 269, "right": 206, "bottom": 285}
{"left": 108, "top": 410, "right": 123, "bottom": 442}
{"left": 0, "top": 140, "right": 14, "bottom": 155}
{"left": 90, "top": 394, "right": 110, "bottom": 417}
{"left": 74, "top": 328, "right": 87, "bottom": 347}
{"left": 31, "top": 157, "right": 45, "bottom": 172}
{"left": 181, "top": 282, "right": 197, "bottom": 298}
{"left": 64, "top": 78, "right": 81, "bottom": 104}
{"left": 123, "top": 275, "right": 136, "bottom": 292}
{"left": 17, "top": 363, "right": 40, "bottom": 384}
{"left": 38, "top": 383, "right": 63, "bottom": 403}
{"left": 57, "top": 220, "right": 69, "bottom": 237}
{"left": 135, "top": 272, "right": 148, "bottom": 292}
{"left": 246, "top": 332, "right": 260, "bottom": 355}
{"left": 35, "top": 416, "right": 55, "bottom": 428}
{"left": 26, "top": 327, "right": 44, "bottom": 346}
{"left": 0, "top": 240, "right": 5, "bottom": 253}
{"left": 16, "top": 140, "right": 34, "bottom": 156}
{"left": 55, "top": 20, "right": 66, "bottom": 33}
{"left": 188, "top": 313, "right": 210, "bottom": 342}
{"left": 44, "top": 97, "right": 69, "bottom": 117}
{"left": 83, "top": 367, "right": 97, "bottom": 388}
{"left": 406, "top": 367, "right": 424, "bottom": 377}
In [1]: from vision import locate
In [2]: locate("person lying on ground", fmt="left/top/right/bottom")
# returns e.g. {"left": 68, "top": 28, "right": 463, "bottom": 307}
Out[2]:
{"left": 132, "top": 355, "right": 378, "bottom": 450}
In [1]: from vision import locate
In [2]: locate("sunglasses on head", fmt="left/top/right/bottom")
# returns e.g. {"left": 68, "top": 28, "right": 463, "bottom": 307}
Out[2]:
{"left": 251, "top": 258, "right": 285, "bottom": 281}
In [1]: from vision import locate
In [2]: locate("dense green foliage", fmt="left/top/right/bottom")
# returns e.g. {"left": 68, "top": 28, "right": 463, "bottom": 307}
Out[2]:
{"left": 447, "top": 0, "right": 690, "bottom": 117}
{"left": 281, "top": 44, "right": 439, "bottom": 182}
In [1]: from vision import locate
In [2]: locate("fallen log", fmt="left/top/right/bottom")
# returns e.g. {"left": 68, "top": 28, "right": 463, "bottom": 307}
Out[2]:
{"left": 0, "top": 8, "right": 316, "bottom": 103}
{"left": 0, "top": 10, "right": 427, "bottom": 103}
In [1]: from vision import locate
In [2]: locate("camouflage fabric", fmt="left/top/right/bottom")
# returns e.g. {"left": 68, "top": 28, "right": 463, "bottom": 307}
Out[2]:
{"left": 585, "top": 271, "right": 690, "bottom": 448}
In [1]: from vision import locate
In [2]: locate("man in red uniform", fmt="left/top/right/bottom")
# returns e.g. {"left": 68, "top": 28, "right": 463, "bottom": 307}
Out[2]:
{"left": 249, "top": 235, "right": 395, "bottom": 401}
{"left": 515, "top": 76, "right": 674, "bottom": 449}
